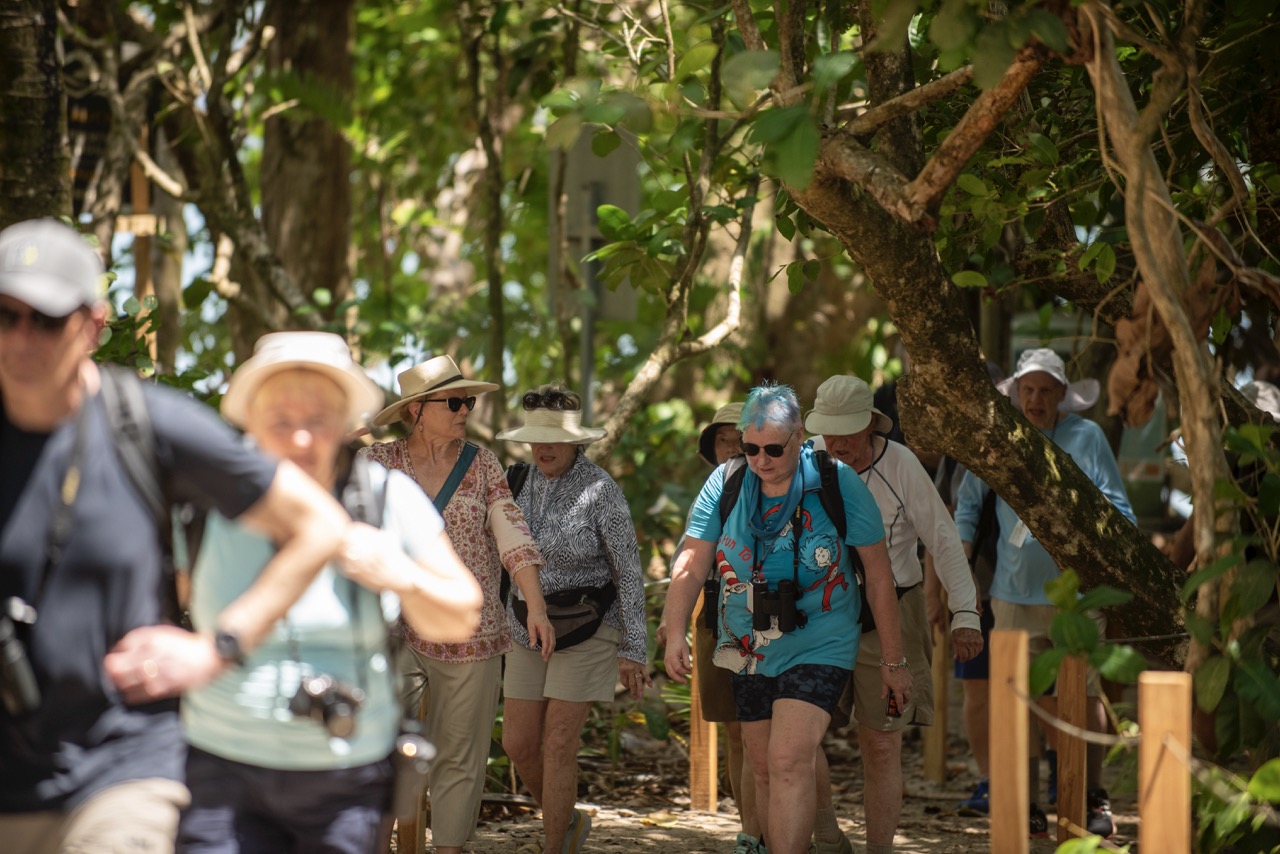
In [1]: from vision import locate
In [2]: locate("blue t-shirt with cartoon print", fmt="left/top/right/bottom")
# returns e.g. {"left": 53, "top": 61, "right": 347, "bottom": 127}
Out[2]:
{"left": 685, "top": 447, "right": 884, "bottom": 678}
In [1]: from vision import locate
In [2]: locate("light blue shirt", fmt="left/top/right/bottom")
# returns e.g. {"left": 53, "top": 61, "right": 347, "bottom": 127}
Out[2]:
{"left": 182, "top": 466, "right": 444, "bottom": 770}
{"left": 685, "top": 447, "right": 884, "bottom": 677}
{"left": 953, "top": 413, "right": 1135, "bottom": 605}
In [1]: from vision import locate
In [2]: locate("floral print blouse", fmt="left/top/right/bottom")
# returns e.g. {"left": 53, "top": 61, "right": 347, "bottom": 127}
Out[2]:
{"left": 359, "top": 438, "right": 543, "bottom": 663}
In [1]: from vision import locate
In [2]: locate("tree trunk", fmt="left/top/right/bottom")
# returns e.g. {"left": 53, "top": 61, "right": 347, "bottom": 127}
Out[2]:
{"left": 0, "top": 0, "right": 70, "bottom": 225}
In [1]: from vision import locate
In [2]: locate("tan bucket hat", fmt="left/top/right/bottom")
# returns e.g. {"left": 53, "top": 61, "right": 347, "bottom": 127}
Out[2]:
{"left": 372, "top": 355, "right": 500, "bottom": 426}
{"left": 221, "top": 332, "right": 383, "bottom": 428}
{"left": 804, "top": 375, "right": 893, "bottom": 436}
{"left": 495, "top": 408, "right": 607, "bottom": 445}
{"left": 698, "top": 402, "right": 744, "bottom": 466}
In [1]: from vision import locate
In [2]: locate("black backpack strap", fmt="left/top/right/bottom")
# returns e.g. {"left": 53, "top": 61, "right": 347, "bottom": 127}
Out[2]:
{"left": 717, "top": 455, "right": 749, "bottom": 526}
{"left": 506, "top": 462, "right": 531, "bottom": 500}
{"left": 813, "top": 450, "right": 846, "bottom": 542}
{"left": 969, "top": 487, "right": 999, "bottom": 566}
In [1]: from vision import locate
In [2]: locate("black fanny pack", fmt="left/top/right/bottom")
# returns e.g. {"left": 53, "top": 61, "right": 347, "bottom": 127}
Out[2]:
{"left": 513, "top": 580, "right": 617, "bottom": 650}
{"left": 856, "top": 578, "right": 919, "bottom": 634}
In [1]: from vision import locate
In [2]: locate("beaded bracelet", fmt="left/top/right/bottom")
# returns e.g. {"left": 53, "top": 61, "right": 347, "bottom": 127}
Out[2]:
{"left": 879, "top": 657, "right": 909, "bottom": 670}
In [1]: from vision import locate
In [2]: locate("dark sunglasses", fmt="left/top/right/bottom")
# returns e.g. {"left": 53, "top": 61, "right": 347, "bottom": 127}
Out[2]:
{"left": 422, "top": 396, "right": 477, "bottom": 413}
{"left": 522, "top": 390, "right": 580, "bottom": 411}
{"left": 741, "top": 435, "right": 794, "bottom": 458}
{"left": 0, "top": 305, "right": 76, "bottom": 333}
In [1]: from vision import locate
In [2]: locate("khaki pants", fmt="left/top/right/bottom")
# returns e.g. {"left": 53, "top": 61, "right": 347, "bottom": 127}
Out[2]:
{"left": 0, "top": 778, "right": 189, "bottom": 854}
{"left": 399, "top": 647, "right": 502, "bottom": 848}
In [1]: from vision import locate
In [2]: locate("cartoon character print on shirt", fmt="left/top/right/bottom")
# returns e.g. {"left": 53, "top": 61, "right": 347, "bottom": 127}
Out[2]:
{"left": 801, "top": 533, "right": 847, "bottom": 612}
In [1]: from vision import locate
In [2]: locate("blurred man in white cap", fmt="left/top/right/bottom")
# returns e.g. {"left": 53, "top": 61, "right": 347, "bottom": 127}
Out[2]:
{"left": 953, "top": 348, "right": 1135, "bottom": 839}
{"left": 0, "top": 219, "right": 352, "bottom": 853}
{"left": 807, "top": 375, "right": 981, "bottom": 854}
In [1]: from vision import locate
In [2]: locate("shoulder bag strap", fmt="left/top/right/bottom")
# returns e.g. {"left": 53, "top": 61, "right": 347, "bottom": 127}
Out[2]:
{"left": 432, "top": 442, "right": 479, "bottom": 514}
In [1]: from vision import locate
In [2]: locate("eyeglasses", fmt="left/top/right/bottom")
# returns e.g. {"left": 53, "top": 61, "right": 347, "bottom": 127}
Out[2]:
{"left": 741, "top": 434, "right": 794, "bottom": 458}
{"left": 522, "top": 389, "right": 581, "bottom": 411}
{"left": 0, "top": 305, "right": 77, "bottom": 334}
{"left": 422, "top": 396, "right": 477, "bottom": 413}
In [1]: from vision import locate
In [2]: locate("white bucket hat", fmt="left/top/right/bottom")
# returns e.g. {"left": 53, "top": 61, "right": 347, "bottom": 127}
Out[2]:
{"left": 221, "top": 332, "right": 383, "bottom": 428}
{"left": 496, "top": 407, "right": 607, "bottom": 445}
{"left": 804, "top": 376, "right": 893, "bottom": 436}
{"left": 698, "top": 402, "right": 744, "bottom": 466}
{"left": 998, "top": 348, "right": 1100, "bottom": 413}
{"left": 372, "top": 355, "right": 500, "bottom": 426}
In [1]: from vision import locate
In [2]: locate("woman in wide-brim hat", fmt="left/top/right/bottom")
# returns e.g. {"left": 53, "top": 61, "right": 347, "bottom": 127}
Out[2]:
{"left": 496, "top": 384, "right": 649, "bottom": 854}
{"left": 359, "top": 354, "right": 553, "bottom": 854}
{"left": 180, "top": 332, "right": 482, "bottom": 853}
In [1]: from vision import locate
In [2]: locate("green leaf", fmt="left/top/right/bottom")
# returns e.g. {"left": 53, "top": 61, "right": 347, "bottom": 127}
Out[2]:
{"left": 1030, "top": 646, "right": 1068, "bottom": 696}
{"left": 1055, "top": 838, "right": 1104, "bottom": 854}
{"left": 775, "top": 214, "right": 797, "bottom": 242}
{"left": 1044, "top": 570, "right": 1081, "bottom": 610}
{"left": 786, "top": 262, "right": 806, "bottom": 295}
{"left": 545, "top": 114, "right": 583, "bottom": 150}
{"left": 973, "top": 22, "right": 1017, "bottom": 89}
{"left": 951, "top": 270, "right": 987, "bottom": 289}
{"left": 752, "top": 104, "right": 809, "bottom": 144}
{"left": 1247, "top": 758, "right": 1280, "bottom": 802}
{"left": 591, "top": 129, "right": 621, "bottom": 158}
{"left": 1079, "top": 240, "right": 1105, "bottom": 270}
{"left": 722, "top": 50, "right": 780, "bottom": 108}
{"left": 1074, "top": 586, "right": 1133, "bottom": 612}
{"left": 956, "top": 173, "right": 991, "bottom": 197}
{"left": 312, "top": 288, "right": 332, "bottom": 308}
{"left": 1093, "top": 243, "right": 1116, "bottom": 283}
{"left": 1026, "top": 8, "right": 1070, "bottom": 52}
{"left": 596, "top": 205, "right": 633, "bottom": 241}
{"left": 802, "top": 259, "right": 821, "bottom": 282}
{"left": 675, "top": 42, "right": 720, "bottom": 81}
{"left": 1089, "top": 644, "right": 1146, "bottom": 683}
{"left": 1260, "top": 473, "right": 1280, "bottom": 518}
{"left": 1049, "top": 612, "right": 1099, "bottom": 653}
{"left": 122, "top": 296, "right": 141, "bottom": 316}
{"left": 1182, "top": 552, "right": 1242, "bottom": 602}
{"left": 1026, "top": 132, "right": 1059, "bottom": 167}
{"left": 866, "top": 0, "right": 920, "bottom": 54}
{"left": 812, "top": 52, "right": 858, "bottom": 90}
{"left": 1235, "top": 660, "right": 1280, "bottom": 720}
{"left": 183, "top": 277, "right": 214, "bottom": 310}
{"left": 1196, "top": 656, "right": 1232, "bottom": 712}
{"left": 930, "top": 0, "right": 978, "bottom": 52}
{"left": 1209, "top": 305, "right": 1230, "bottom": 346}
{"left": 773, "top": 114, "right": 820, "bottom": 189}
{"left": 1223, "top": 559, "right": 1278, "bottom": 624}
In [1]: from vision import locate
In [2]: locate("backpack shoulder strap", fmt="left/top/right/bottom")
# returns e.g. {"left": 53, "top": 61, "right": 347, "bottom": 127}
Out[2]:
{"left": 970, "top": 487, "right": 999, "bottom": 561}
{"left": 717, "top": 455, "right": 749, "bottom": 526}
{"left": 813, "top": 450, "right": 847, "bottom": 542}
{"left": 98, "top": 364, "right": 165, "bottom": 529}
{"left": 506, "top": 461, "right": 531, "bottom": 500}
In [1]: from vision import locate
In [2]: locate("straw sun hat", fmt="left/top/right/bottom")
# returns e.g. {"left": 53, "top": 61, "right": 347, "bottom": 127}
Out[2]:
{"left": 495, "top": 404, "right": 607, "bottom": 445}
{"left": 221, "top": 332, "right": 383, "bottom": 428}
{"left": 371, "top": 355, "right": 500, "bottom": 427}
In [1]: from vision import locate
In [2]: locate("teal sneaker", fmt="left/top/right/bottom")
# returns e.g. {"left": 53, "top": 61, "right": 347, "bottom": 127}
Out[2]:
{"left": 562, "top": 808, "right": 592, "bottom": 854}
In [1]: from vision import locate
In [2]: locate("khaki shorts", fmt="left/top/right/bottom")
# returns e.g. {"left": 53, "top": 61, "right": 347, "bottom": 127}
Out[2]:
{"left": 990, "top": 598, "right": 1104, "bottom": 696}
{"left": 0, "top": 778, "right": 190, "bottom": 854}
{"left": 694, "top": 592, "right": 737, "bottom": 722}
{"left": 504, "top": 624, "right": 622, "bottom": 703}
{"left": 837, "top": 584, "right": 934, "bottom": 732}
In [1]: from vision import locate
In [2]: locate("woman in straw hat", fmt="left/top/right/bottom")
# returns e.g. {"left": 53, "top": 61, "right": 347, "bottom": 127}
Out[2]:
{"left": 176, "top": 332, "right": 482, "bottom": 853}
{"left": 360, "top": 355, "right": 553, "bottom": 854}
{"left": 496, "top": 384, "right": 649, "bottom": 854}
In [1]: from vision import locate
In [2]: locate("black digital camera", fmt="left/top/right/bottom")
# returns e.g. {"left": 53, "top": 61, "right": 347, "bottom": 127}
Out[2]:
{"left": 702, "top": 577, "right": 719, "bottom": 632}
{"left": 289, "top": 674, "right": 365, "bottom": 738}
{"left": 389, "top": 719, "right": 436, "bottom": 821}
{"left": 751, "top": 579, "right": 807, "bottom": 633}
{"left": 0, "top": 599, "right": 40, "bottom": 717}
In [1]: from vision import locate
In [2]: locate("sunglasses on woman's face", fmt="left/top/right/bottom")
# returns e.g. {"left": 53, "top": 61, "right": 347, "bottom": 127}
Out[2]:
{"left": 423, "top": 396, "right": 477, "bottom": 413}
{"left": 741, "top": 434, "right": 794, "bottom": 458}
{"left": 522, "top": 390, "right": 580, "bottom": 411}
{"left": 0, "top": 305, "right": 76, "bottom": 334}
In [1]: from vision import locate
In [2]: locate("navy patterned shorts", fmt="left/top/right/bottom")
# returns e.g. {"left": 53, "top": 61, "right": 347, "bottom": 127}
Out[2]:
{"left": 730, "top": 664, "right": 851, "bottom": 721}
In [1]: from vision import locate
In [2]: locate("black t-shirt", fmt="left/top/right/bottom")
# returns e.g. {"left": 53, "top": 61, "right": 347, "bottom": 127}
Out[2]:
{"left": 0, "top": 379, "right": 277, "bottom": 812}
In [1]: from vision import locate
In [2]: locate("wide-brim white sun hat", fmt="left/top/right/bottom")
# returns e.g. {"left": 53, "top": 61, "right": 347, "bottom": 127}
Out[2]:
{"left": 372, "top": 355, "right": 500, "bottom": 426}
{"left": 221, "top": 332, "right": 383, "bottom": 428}
{"left": 997, "top": 348, "right": 1100, "bottom": 412}
{"left": 495, "top": 408, "right": 607, "bottom": 445}
{"left": 804, "top": 375, "right": 893, "bottom": 437}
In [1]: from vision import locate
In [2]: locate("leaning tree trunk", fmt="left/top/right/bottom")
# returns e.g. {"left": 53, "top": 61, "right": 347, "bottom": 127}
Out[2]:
{"left": 0, "top": 0, "right": 70, "bottom": 225}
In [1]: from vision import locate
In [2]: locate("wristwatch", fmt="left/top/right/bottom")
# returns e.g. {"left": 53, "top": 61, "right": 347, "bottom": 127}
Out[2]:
{"left": 214, "top": 629, "right": 247, "bottom": 667}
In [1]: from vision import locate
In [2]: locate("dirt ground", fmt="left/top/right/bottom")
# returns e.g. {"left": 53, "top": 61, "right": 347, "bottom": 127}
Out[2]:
{"left": 453, "top": 671, "right": 1137, "bottom": 854}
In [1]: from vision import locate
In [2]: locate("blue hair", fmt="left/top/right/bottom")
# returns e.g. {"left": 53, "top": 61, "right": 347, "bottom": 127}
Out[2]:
{"left": 739, "top": 381, "right": 801, "bottom": 432}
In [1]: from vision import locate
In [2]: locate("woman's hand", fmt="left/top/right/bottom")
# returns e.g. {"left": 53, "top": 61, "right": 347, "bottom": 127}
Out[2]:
{"left": 524, "top": 602, "right": 556, "bottom": 662}
{"left": 619, "top": 658, "right": 651, "bottom": 700}
{"left": 663, "top": 632, "right": 692, "bottom": 684}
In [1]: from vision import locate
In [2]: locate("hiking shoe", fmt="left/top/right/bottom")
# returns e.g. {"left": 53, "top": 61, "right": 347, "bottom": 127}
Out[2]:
{"left": 1086, "top": 788, "right": 1115, "bottom": 838}
{"left": 809, "top": 833, "right": 852, "bottom": 854}
{"left": 562, "top": 808, "right": 592, "bottom": 854}
{"left": 1046, "top": 749, "right": 1058, "bottom": 806}
{"left": 733, "top": 834, "right": 763, "bottom": 854}
{"left": 1030, "top": 803, "right": 1049, "bottom": 838}
{"left": 957, "top": 779, "right": 990, "bottom": 816}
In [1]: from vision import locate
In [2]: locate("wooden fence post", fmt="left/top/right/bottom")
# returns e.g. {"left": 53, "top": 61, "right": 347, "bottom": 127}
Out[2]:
{"left": 1139, "top": 671, "right": 1192, "bottom": 853}
{"left": 689, "top": 645, "right": 718, "bottom": 811}
{"left": 924, "top": 621, "right": 950, "bottom": 784}
{"left": 990, "top": 630, "right": 1030, "bottom": 854}
{"left": 1056, "top": 655, "right": 1088, "bottom": 842}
